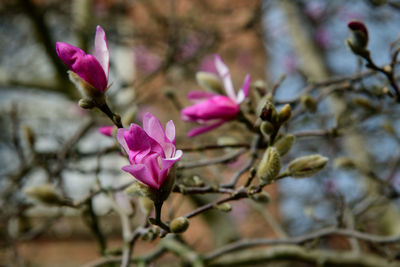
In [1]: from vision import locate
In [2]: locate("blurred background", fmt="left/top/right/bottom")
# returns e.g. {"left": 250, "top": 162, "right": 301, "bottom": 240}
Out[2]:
{"left": 1, "top": 0, "right": 400, "bottom": 266}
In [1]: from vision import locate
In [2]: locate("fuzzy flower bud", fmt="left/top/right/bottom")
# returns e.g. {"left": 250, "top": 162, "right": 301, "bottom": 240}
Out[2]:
{"left": 260, "top": 121, "right": 274, "bottom": 136}
{"left": 300, "top": 94, "right": 317, "bottom": 112}
{"left": 287, "top": 154, "right": 328, "bottom": 178}
{"left": 346, "top": 21, "right": 369, "bottom": 57}
{"left": 215, "top": 203, "right": 232, "bottom": 212}
{"left": 259, "top": 101, "right": 277, "bottom": 123}
{"left": 274, "top": 134, "right": 295, "bottom": 156}
{"left": 24, "top": 184, "right": 63, "bottom": 206}
{"left": 250, "top": 191, "right": 270, "bottom": 203}
{"left": 277, "top": 104, "right": 292, "bottom": 125}
{"left": 170, "top": 217, "right": 190, "bottom": 233}
{"left": 257, "top": 147, "right": 281, "bottom": 184}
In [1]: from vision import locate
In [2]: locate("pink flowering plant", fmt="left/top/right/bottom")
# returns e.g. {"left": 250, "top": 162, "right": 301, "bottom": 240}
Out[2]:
{"left": 181, "top": 55, "right": 251, "bottom": 137}
{"left": 6, "top": 5, "right": 400, "bottom": 266}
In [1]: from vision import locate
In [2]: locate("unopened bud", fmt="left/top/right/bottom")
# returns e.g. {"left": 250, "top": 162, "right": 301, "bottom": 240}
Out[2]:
{"left": 300, "top": 94, "right": 317, "bottom": 112}
{"left": 259, "top": 101, "right": 277, "bottom": 123}
{"left": 287, "top": 154, "right": 328, "bottom": 178}
{"left": 277, "top": 104, "right": 291, "bottom": 125}
{"left": 215, "top": 203, "right": 232, "bottom": 212}
{"left": 260, "top": 121, "right": 274, "bottom": 136}
{"left": 141, "top": 230, "right": 157, "bottom": 241}
{"left": 334, "top": 157, "right": 356, "bottom": 170}
{"left": 170, "top": 217, "right": 190, "bottom": 233}
{"left": 69, "top": 71, "right": 105, "bottom": 106}
{"left": 23, "top": 125, "right": 35, "bottom": 148}
{"left": 78, "top": 98, "right": 96, "bottom": 109}
{"left": 25, "top": 184, "right": 63, "bottom": 206}
{"left": 346, "top": 21, "right": 369, "bottom": 57}
{"left": 274, "top": 134, "right": 295, "bottom": 156}
{"left": 250, "top": 191, "right": 270, "bottom": 203}
{"left": 257, "top": 147, "right": 281, "bottom": 184}
{"left": 196, "top": 72, "right": 224, "bottom": 93}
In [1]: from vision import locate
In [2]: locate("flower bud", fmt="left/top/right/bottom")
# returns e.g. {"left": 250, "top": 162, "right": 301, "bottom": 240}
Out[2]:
{"left": 170, "top": 217, "right": 190, "bottom": 233}
{"left": 257, "top": 147, "right": 281, "bottom": 184}
{"left": 274, "top": 134, "right": 295, "bottom": 156}
{"left": 300, "top": 94, "right": 317, "bottom": 112}
{"left": 260, "top": 121, "right": 274, "bottom": 136}
{"left": 196, "top": 72, "right": 224, "bottom": 93}
{"left": 24, "top": 184, "right": 63, "bottom": 206}
{"left": 287, "top": 154, "right": 328, "bottom": 178}
{"left": 334, "top": 157, "right": 356, "bottom": 170}
{"left": 250, "top": 191, "right": 270, "bottom": 203}
{"left": 69, "top": 71, "right": 105, "bottom": 106}
{"left": 215, "top": 203, "right": 232, "bottom": 212}
{"left": 259, "top": 101, "right": 277, "bottom": 123}
{"left": 78, "top": 98, "right": 96, "bottom": 109}
{"left": 346, "top": 21, "right": 369, "bottom": 57}
{"left": 277, "top": 104, "right": 291, "bottom": 125}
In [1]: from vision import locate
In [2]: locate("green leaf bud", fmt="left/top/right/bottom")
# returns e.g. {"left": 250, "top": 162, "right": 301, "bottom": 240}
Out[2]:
{"left": 287, "top": 154, "right": 328, "bottom": 178}
{"left": 257, "top": 147, "right": 281, "bottom": 184}
{"left": 170, "top": 217, "right": 190, "bottom": 233}
{"left": 260, "top": 121, "right": 274, "bottom": 136}
{"left": 300, "top": 94, "right": 317, "bottom": 112}
{"left": 277, "top": 104, "right": 291, "bottom": 125}
{"left": 274, "top": 134, "right": 295, "bottom": 156}
{"left": 250, "top": 191, "right": 270, "bottom": 203}
{"left": 215, "top": 203, "right": 232, "bottom": 212}
{"left": 24, "top": 184, "right": 63, "bottom": 206}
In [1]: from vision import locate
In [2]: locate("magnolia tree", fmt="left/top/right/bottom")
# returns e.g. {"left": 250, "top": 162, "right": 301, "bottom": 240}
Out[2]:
{"left": 2, "top": 1, "right": 400, "bottom": 266}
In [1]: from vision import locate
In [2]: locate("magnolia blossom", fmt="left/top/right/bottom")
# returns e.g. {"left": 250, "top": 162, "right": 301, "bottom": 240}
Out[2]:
{"left": 98, "top": 125, "right": 114, "bottom": 137}
{"left": 56, "top": 26, "right": 109, "bottom": 93}
{"left": 117, "top": 113, "right": 182, "bottom": 189}
{"left": 181, "top": 55, "right": 251, "bottom": 137}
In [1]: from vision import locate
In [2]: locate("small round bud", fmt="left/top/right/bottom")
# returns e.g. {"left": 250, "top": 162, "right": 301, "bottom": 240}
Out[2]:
{"left": 346, "top": 21, "right": 369, "bottom": 57}
{"left": 24, "top": 184, "right": 63, "bottom": 206}
{"left": 260, "top": 121, "right": 274, "bottom": 136}
{"left": 287, "top": 154, "right": 328, "bottom": 178}
{"left": 334, "top": 157, "right": 356, "bottom": 170}
{"left": 196, "top": 72, "right": 224, "bottom": 93}
{"left": 257, "top": 147, "right": 281, "bottom": 184}
{"left": 274, "top": 134, "right": 295, "bottom": 156}
{"left": 250, "top": 192, "right": 270, "bottom": 203}
{"left": 300, "top": 94, "right": 317, "bottom": 112}
{"left": 170, "top": 217, "right": 190, "bottom": 233}
{"left": 277, "top": 104, "right": 291, "bottom": 125}
{"left": 78, "top": 98, "right": 96, "bottom": 109}
{"left": 215, "top": 203, "right": 232, "bottom": 212}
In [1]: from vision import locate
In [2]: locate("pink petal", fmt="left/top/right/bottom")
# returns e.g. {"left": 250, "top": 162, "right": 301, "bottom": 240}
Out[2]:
{"left": 117, "top": 128, "right": 129, "bottom": 154}
{"left": 125, "top": 123, "right": 163, "bottom": 161}
{"left": 165, "top": 120, "right": 176, "bottom": 143}
{"left": 158, "top": 150, "right": 183, "bottom": 185}
{"left": 56, "top": 42, "right": 107, "bottom": 92}
{"left": 94, "top": 25, "right": 109, "bottom": 79}
{"left": 214, "top": 55, "right": 236, "bottom": 101}
{"left": 187, "top": 91, "right": 217, "bottom": 102}
{"left": 122, "top": 164, "right": 159, "bottom": 189}
{"left": 236, "top": 74, "right": 251, "bottom": 103}
{"left": 187, "top": 120, "right": 226, "bottom": 137}
{"left": 181, "top": 95, "right": 239, "bottom": 122}
{"left": 98, "top": 126, "right": 114, "bottom": 137}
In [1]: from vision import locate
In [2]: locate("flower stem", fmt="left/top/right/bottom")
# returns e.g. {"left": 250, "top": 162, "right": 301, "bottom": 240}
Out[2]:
{"left": 154, "top": 202, "right": 170, "bottom": 232}
{"left": 98, "top": 103, "right": 123, "bottom": 128}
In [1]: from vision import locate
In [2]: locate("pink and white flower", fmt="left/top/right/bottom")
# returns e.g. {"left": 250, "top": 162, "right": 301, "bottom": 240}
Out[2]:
{"left": 181, "top": 55, "right": 251, "bottom": 137}
{"left": 117, "top": 113, "right": 183, "bottom": 190}
{"left": 56, "top": 26, "right": 109, "bottom": 93}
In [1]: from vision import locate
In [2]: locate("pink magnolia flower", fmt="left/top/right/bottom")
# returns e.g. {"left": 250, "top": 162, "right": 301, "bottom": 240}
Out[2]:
{"left": 181, "top": 55, "right": 251, "bottom": 137}
{"left": 117, "top": 113, "right": 183, "bottom": 189}
{"left": 98, "top": 125, "right": 114, "bottom": 137}
{"left": 56, "top": 26, "right": 109, "bottom": 93}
